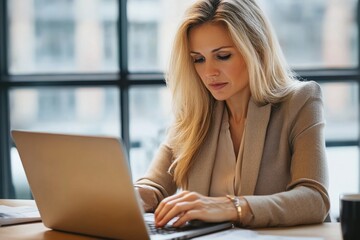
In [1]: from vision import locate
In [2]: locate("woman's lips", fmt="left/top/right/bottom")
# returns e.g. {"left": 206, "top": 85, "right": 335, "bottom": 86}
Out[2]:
{"left": 209, "top": 82, "right": 228, "bottom": 91}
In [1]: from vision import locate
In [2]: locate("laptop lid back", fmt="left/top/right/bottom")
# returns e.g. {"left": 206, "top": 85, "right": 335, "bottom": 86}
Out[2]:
{"left": 12, "top": 130, "right": 149, "bottom": 239}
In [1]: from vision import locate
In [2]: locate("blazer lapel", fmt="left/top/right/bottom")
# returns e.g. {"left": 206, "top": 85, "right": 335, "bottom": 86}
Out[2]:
{"left": 187, "top": 101, "right": 225, "bottom": 195}
{"left": 240, "top": 99, "right": 271, "bottom": 195}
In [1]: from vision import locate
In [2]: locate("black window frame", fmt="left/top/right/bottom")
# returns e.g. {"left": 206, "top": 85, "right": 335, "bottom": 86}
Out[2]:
{"left": 0, "top": 0, "right": 360, "bottom": 198}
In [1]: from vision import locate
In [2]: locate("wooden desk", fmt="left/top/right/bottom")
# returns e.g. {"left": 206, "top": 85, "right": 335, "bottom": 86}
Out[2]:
{"left": 257, "top": 224, "right": 341, "bottom": 240}
{"left": 0, "top": 200, "right": 342, "bottom": 240}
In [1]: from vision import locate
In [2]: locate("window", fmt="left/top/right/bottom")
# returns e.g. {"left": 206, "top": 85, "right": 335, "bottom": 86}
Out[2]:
{"left": 35, "top": 21, "right": 75, "bottom": 68}
{"left": 103, "top": 21, "right": 118, "bottom": 67}
{"left": 321, "top": 82, "right": 358, "bottom": 141}
{"left": 10, "top": 87, "right": 120, "bottom": 134}
{"left": 258, "top": 0, "right": 358, "bottom": 68}
{"left": 129, "top": 86, "right": 171, "bottom": 180}
{"left": 8, "top": 0, "right": 118, "bottom": 73}
{"left": 1, "top": 0, "right": 359, "bottom": 221}
{"left": 128, "top": 22, "right": 158, "bottom": 72}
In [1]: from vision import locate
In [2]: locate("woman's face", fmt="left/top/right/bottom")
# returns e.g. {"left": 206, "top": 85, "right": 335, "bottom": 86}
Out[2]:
{"left": 189, "top": 22, "right": 249, "bottom": 101}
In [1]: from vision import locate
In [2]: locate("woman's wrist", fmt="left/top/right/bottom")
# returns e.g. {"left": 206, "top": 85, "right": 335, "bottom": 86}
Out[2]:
{"left": 226, "top": 195, "right": 242, "bottom": 222}
{"left": 226, "top": 195, "right": 252, "bottom": 226}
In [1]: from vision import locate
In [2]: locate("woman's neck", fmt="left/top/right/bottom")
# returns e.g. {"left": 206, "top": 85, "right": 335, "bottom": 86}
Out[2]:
{"left": 226, "top": 86, "right": 251, "bottom": 122}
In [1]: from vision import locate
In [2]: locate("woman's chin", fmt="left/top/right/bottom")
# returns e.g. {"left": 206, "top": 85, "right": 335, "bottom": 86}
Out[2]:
{"left": 211, "top": 94, "right": 228, "bottom": 101}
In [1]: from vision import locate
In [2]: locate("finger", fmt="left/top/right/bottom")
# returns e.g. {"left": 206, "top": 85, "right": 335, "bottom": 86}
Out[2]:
{"left": 155, "top": 191, "right": 189, "bottom": 216}
{"left": 155, "top": 200, "right": 200, "bottom": 227}
{"left": 155, "top": 202, "right": 192, "bottom": 227}
{"left": 154, "top": 192, "right": 185, "bottom": 216}
{"left": 156, "top": 199, "right": 192, "bottom": 227}
{"left": 172, "top": 209, "right": 203, "bottom": 227}
{"left": 172, "top": 202, "right": 224, "bottom": 227}
{"left": 155, "top": 192, "right": 200, "bottom": 223}
{"left": 155, "top": 191, "right": 196, "bottom": 220}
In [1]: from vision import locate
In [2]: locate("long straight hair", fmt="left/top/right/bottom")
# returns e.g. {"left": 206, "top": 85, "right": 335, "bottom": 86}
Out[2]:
{"left": 166, "top": 0, "right": 298, "bottom": 187}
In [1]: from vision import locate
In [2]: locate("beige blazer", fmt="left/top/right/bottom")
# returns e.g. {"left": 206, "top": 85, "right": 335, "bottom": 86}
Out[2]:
{"left": 136, "top": 81, "right": 330, "bottom": 228}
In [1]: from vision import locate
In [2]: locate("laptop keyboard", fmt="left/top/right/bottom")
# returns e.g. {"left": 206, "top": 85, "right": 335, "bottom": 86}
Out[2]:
{"left": 143, "top": 213, "right": 226, "bottom": 236}
{"left": 145, "top": 217, "right": 212, "bottom": 236}
{"left": 146, "top": 221, "right": 181, "bottom": 235}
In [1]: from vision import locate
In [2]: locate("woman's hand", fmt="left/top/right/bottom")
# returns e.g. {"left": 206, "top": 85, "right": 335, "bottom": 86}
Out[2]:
{"left": 154, "top": 191, "right": 238, "bottom": 228}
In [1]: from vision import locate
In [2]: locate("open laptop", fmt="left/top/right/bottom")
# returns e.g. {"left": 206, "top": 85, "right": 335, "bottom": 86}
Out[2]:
{"left": 12, "top": 130, "right": 232, "bottom": 240}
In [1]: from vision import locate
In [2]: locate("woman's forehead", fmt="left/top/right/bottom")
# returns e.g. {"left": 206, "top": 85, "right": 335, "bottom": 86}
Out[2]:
{"left": 188, "top": 22, "right": 234, "bottom": 52}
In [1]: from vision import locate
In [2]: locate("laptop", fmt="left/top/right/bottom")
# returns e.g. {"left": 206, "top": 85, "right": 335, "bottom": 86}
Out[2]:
{"left": 11, "top": 130, "right": 232, "bottom": 240}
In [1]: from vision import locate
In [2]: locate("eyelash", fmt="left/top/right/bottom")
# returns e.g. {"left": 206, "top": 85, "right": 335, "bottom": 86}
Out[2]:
{"left": 193, "top": 57, "right": 205, "bottom": 63}
{"left": 192, "top": 54, "right": 232, "bottom": 63}
{"left": 217, "top": 54, "right": 231, "bottom": 60}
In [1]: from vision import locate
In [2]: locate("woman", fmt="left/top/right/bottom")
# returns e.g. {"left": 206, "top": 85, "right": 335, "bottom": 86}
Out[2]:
{"left": 135, "top": 0, "right": 330, "bottom": 228}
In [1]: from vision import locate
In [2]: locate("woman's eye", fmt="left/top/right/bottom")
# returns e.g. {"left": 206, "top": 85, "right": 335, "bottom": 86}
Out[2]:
{"left": 193, "top": 56, "right": 205, "bottom": 63}
{"left": 217, "top": 54, "right": 231, "bottom": 60}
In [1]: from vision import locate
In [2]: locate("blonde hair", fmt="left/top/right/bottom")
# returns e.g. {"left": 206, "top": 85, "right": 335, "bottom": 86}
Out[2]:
{"left": 166, "top": 0, "right": 298, "bottom": 187}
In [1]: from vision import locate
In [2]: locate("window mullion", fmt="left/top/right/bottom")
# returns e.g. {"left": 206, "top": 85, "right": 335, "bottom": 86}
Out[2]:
{"left": 119, "top": 0, "right": 131, "bottom": 156}
{"left": 357, "top": 0, "right": 360, "bottom": 193}
{"left": 0, "top": 0, "right": 15, "bottom": 199}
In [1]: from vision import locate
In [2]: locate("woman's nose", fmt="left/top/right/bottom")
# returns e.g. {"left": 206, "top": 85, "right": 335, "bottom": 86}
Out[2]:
{"left": 204, "top": 62, "right": 220, "bottom": 78}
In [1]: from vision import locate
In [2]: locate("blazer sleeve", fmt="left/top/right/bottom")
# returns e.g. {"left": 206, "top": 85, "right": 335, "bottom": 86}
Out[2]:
{"left": 242, "top": 82, "right": 330, "bottom": 227}
{"left": 134, "top": 142, "right": 178, "bottom": 212}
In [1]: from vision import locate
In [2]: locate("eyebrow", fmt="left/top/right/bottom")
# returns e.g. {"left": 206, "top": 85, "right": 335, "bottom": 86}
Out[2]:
{"left": 190, "top": 46, "right": 233, "bottom": 54}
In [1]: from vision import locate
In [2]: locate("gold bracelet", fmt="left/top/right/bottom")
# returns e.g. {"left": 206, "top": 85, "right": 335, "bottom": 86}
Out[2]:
{"left": 226, "top": 195, "right": 242, "bottom": 224}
